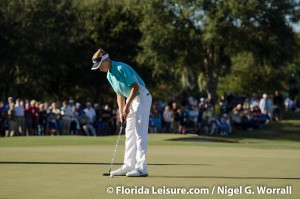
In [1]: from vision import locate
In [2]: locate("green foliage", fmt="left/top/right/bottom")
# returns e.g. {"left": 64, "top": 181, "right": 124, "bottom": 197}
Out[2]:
{"left": 0, "top": 0, "right": 299, "bottom": 102}
{"left": 217, "top": 52, "right": 292, "bottom": 96}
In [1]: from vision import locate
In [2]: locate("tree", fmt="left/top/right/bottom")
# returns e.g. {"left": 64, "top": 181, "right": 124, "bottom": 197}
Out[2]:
{"left": 137, "top": 0, "right": 299, "bottom": 100}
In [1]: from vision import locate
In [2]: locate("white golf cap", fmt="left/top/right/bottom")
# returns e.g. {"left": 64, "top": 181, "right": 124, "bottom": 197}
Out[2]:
{"left": 91, "top": 54, "right": 109, "bottom": 70}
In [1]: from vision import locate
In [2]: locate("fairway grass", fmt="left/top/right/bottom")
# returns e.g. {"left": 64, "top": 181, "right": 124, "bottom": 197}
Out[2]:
{"left": 0, "top": 119, "right": 299, "bottom": 199}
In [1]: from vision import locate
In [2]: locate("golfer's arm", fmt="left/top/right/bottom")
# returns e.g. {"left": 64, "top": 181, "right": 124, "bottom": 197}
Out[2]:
{"left": 126, "top": 82, "right": 139, "bottom": 107}
{"left": 117, "top": 92, "right": 125, "bottom": 113}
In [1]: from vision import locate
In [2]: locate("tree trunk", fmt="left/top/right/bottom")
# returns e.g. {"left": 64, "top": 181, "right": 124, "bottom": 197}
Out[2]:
{"left": 203, "top": 46, "right": 219, "bottom": 101}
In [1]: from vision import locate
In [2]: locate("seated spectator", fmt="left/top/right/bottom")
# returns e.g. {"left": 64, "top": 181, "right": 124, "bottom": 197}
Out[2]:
{"left": 201, "top": 116, "right": 211, "bottom": 135}
{"left": 233, "top": 104, "right": 243, "bottom": 113}
{"left": 83, "top": 102, "right": 96, "bottom": 136}
{"left": 260, "top": 110, "right": 271, "bottom": 125}
{"left": 210, "top": 116, "right": 220, "bottom": 136}
{"left": 200, "top": 107, "right": 213, "bottom": 134}
{"left": 220, "top": 113, "right": 231, "bottom": 136}
{"left": 240, "top": 110, "right": 252, "bottom": 131}
{"left": 231, "top": 110, "right": 242, "bottom": 129}
{"left": 78, "top": 112, "right": 96, "bottom": 136}
{"left": 249, "top": 111, "right": 262, "bottom": 129}
{"left": 149, "top": 109, "right": 161, "bottom": 133}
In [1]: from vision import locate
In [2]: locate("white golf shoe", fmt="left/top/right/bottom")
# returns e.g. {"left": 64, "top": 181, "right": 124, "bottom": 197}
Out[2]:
{"left": 126, "top": 169, "right": 148, "bottom": 177}
{"left": 110, "top": 166, "right": 132, "bottom": 176}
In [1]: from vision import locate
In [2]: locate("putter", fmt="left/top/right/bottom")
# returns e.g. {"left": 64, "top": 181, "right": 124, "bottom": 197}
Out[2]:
{"left": 103, "top": 122, "right": 125, "bottom": 176}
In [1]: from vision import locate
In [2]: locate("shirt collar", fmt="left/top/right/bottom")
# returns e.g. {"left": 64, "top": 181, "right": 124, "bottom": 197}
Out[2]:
{"left": 109, "top": 61, "right": 118, "bottom": 75}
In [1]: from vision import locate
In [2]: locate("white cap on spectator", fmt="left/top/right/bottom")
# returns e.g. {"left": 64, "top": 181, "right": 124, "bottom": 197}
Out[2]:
{"left": 263, "top": 93, "right": 267, "bottom": 98}
{"left": 76, "top": 102, "right": 81, "bottom": 107}
{"left": 69, "top": 99, "right": 74, "bottom": 104}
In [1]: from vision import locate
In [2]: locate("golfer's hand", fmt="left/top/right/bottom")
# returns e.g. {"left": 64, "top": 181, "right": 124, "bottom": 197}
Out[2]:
{"left": 122, "top": 105, "right": 130, "bottom": 121}
{"left": 119, "top": 112, "right": 124, "bottom": 124}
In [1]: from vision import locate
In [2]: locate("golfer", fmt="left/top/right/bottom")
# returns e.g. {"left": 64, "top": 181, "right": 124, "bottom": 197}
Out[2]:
{"left": 91, "top": 48, "right": 152, "bottom": 177}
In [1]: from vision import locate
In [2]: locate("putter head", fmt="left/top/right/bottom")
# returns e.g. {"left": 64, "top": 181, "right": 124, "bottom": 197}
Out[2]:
{"left": 102, "top": 168, "right": 111, "bottom": 176}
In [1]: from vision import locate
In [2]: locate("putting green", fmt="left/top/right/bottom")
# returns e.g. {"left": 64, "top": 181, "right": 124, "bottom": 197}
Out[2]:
{"left": 0, "top": 121, "right": 299, "bottom": 199}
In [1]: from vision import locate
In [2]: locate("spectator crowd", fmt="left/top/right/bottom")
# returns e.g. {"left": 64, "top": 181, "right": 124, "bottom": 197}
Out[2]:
{"left": 0, "top": 91, "right": 299, "bottom": 137}
{"left": 149, "top": 91, "right": 300, "bottom": 136}
{"left": 0, "top": 98, "right": 116, "bottom": 137}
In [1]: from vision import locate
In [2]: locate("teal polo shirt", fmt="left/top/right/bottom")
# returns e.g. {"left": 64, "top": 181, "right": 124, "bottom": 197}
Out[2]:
{"left": 107, "top": 61, "right": 145, "bottom": 98}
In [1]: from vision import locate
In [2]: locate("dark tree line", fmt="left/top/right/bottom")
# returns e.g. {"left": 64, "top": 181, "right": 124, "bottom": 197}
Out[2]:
{"left": 0, "top": 0, "right": 299, "bottom": 102}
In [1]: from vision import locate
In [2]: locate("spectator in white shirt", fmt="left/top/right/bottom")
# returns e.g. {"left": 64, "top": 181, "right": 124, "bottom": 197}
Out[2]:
{"left": 83, "top": 102, "right": 96, "bottom": 136}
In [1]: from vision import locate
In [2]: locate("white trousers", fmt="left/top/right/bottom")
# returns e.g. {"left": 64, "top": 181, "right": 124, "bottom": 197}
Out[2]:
{"left": 124, "top": 88, "right": 152, "bottom": 173}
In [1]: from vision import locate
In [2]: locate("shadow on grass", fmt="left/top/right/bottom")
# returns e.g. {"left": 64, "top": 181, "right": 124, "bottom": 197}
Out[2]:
{"left": 230, "top": 120, "right": 300, "bottom": 141}
{"left": 0, "top": 161, "right": 210, "bottom": 166}
{"left": 168, "top": 117, "right": 300, "bottom": 143}
{"left": 151, "top": 175, "right": 300, "bottom": 180}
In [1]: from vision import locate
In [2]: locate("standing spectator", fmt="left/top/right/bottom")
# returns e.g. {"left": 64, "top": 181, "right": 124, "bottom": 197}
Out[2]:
{"left": 14, "top": 99, "right": 25, "bottom": 136}
{"left": 38, "top": 104, "right": 47, "bottom": 136}
{"left": 273, "top": 90, "right": 284, "bottom": 120}
{"left": 56, "top": 102, "right": 63, "bottom": 135}
{"left": 259, "top": 94, "right": 272, "bottom": 118}
{"left": 30, "top": 100, "right": 39, "bottom": 135}
{"left": 75, "top": 102, "right": 83, "bottom": 116}
{"left": 83, "top": 102, "right": 96, "bottom": 136}
{"left": 219, "top": 95, "right": 228, "bottom": 114}
{"left": 94, "top": 103, "right": 102, "bottom": 135}
{"left": 201, "top": 107, "right": 213, "bottom": 134}
{"left": 70, "top": 107, "right": 80, "bottom": 135}
{"left": 179, "top": 106, "right": 189, "bottom": 134}
{"left": 24, "top": 103, "right": 33, "bottom": 136}
{"left": 101, "top": 104, "right": 113, "bottom": 135}
{"left": 207, "top": 93, "right": 215, "bottom": 113}
{"left": 47, "top": 107, "right": 57, "bottom": 136}
{"left": 188, "top": 105, "right": 199, "bottom": 133}
{"left": 0, "top": 101, "right": 8, "bottom": 137}
{"left": 7, "top": 102, "right": 16, "bottom": 137}
{"left": 61, "top": 101, "right": 72, "bottom": 135}
{"left": 163, "top": 105, "right": 173, "bottom": 133}
{"left": 284, "top": 96, "right": 294, "bottom": 112}
{"left": 171, "top": 102, "right": 179, "bottom": 133}
{"left": 5, "top": 97, "right": 14, "bottom": 110}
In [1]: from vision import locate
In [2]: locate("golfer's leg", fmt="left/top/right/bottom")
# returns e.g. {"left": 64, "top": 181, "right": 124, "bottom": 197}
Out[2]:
{"left": 135, "top": 94, "right": 152, "bottom": 173}
{"left": 123, "top": 111, "right": 136, "bottom": 169}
